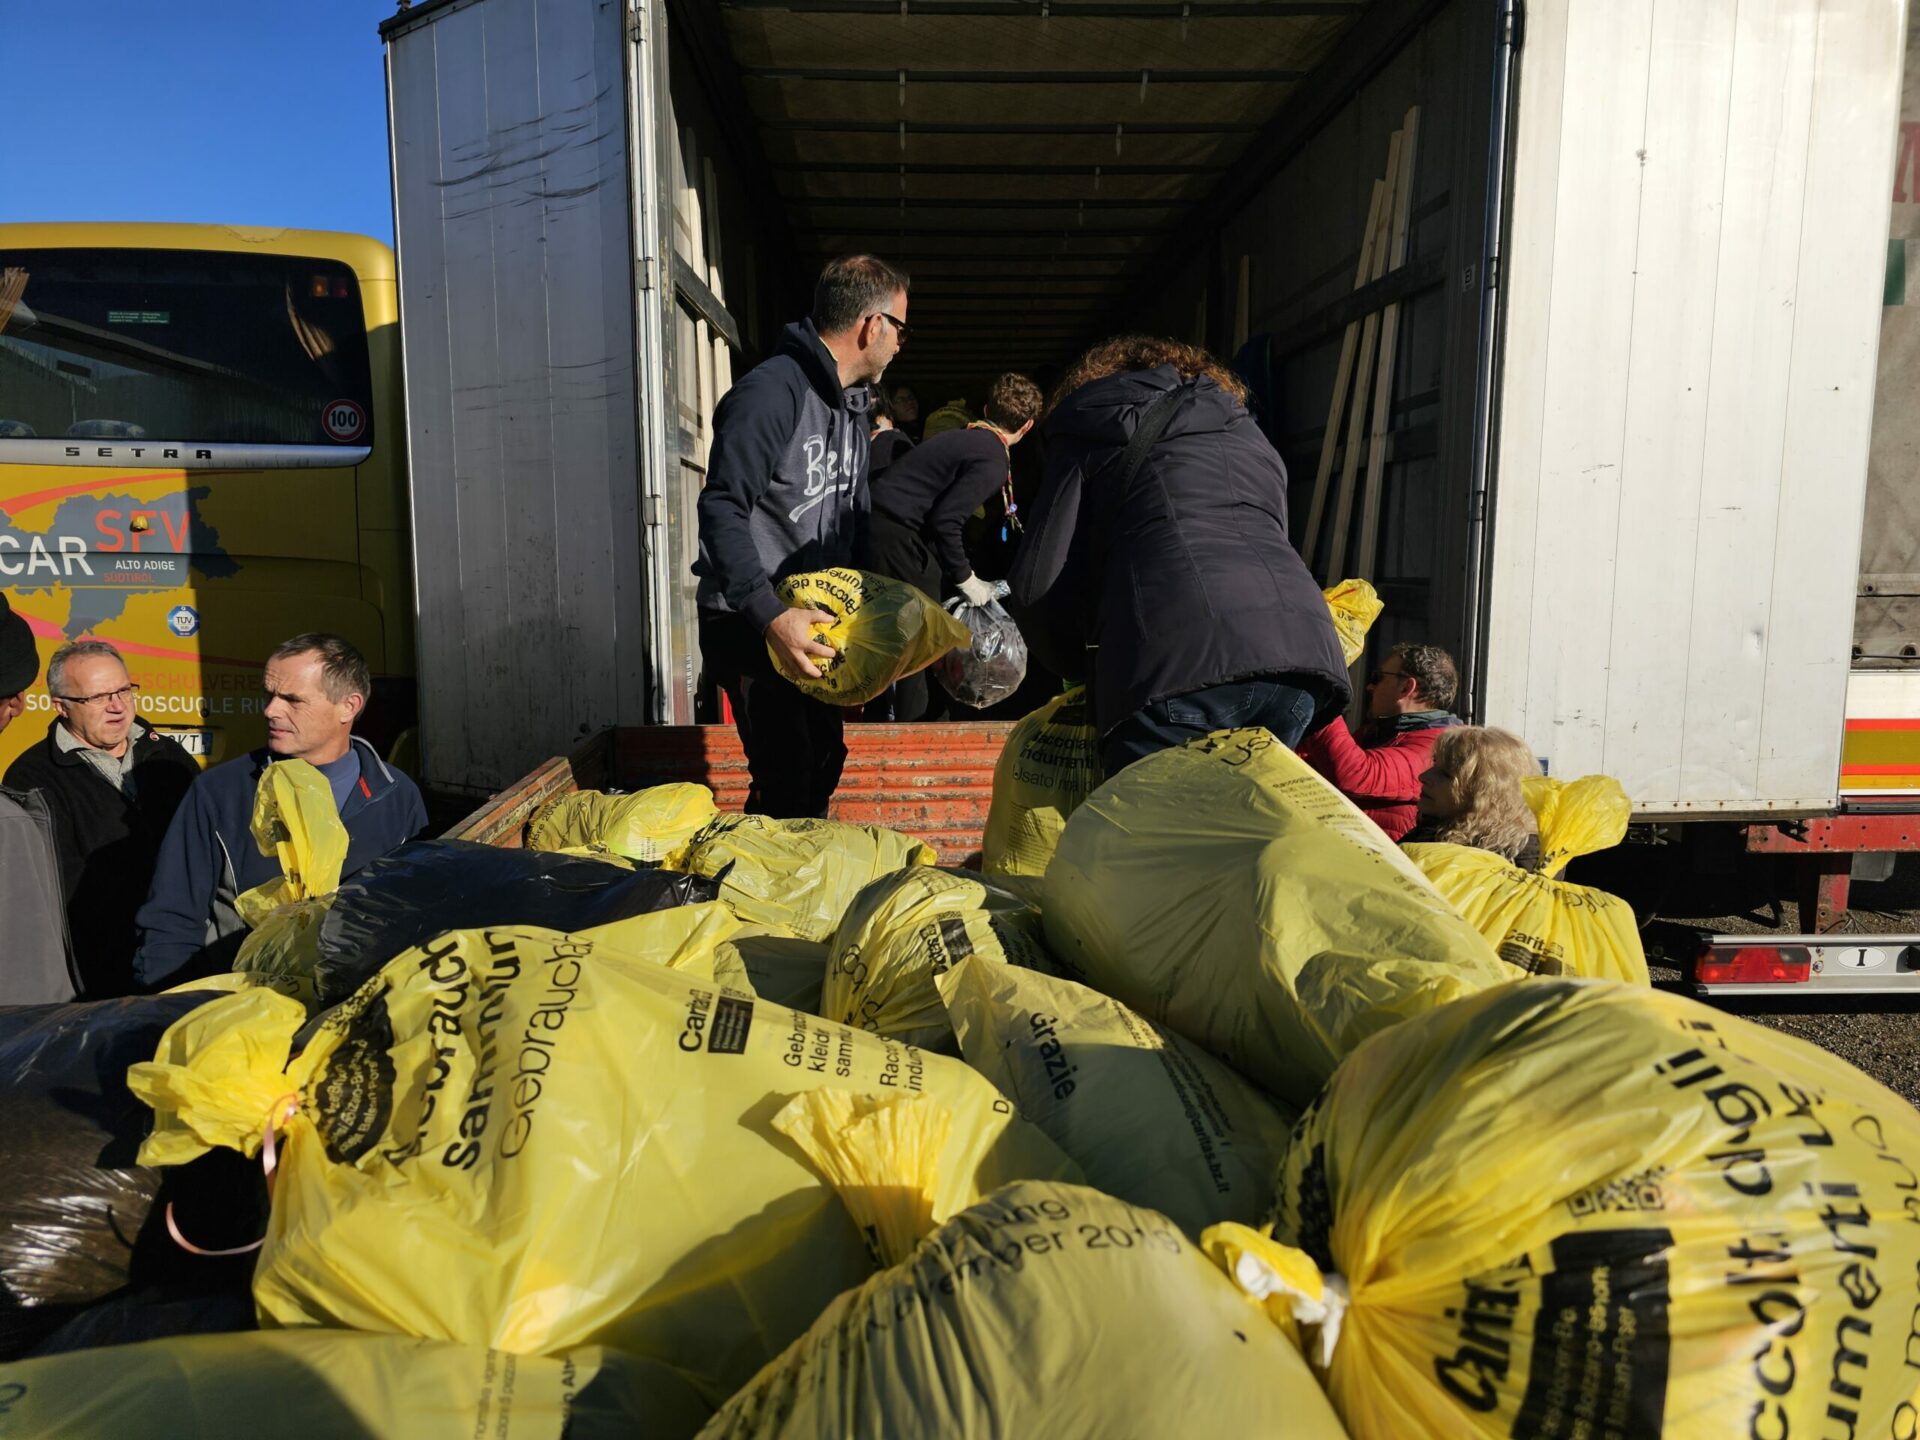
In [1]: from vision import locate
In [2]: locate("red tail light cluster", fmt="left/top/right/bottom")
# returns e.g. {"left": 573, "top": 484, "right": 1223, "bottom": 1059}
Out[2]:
{"left": 1694, "top": 945, "right": 1812, "bottom": 985}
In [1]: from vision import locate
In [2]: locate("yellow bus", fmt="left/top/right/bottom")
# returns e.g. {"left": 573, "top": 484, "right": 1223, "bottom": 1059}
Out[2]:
{"left": 0, "top": 223, "right": 413, "bottom": 775}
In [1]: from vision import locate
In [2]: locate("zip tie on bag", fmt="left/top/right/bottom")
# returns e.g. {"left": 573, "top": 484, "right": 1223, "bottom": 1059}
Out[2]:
{"left": 164, "top": 1090, "right": 301, "bottom": 1258}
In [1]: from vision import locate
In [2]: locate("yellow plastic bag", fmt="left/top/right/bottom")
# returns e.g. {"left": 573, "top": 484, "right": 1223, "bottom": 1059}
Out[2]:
{"left": 527, "top": 784, "right": 718, "bottom": 866}
{"left": 0, "top": 1331, "right": 711, "bottom": 1440}
{"left": 1043, "top": 728, "right": 1516, "bottom": 1105}
{"left": 1225, "top": 977, "right": 1920, "bottom": 1439}
{"left": 1406, "top": 842, "right": 1650, "bottom": 983}
{"left": 1524, "top": 772, "right": 1632, "bottom": 875}
{"left": 1323, "top": 577, "right": 1384, "bottom": 667}
{"left": 981, "top": 685, "right": 1103, "bottom": 879}
{"left": 769, "top": 568, "right": 970, "bottom": 706}
{"left": 821, "top": 866, "right": 1050, "bottom": 1052}
{"left": 675, "top": 812, "right": 936, "bottom": 943}
{"left": 700, "top": 1180, "right": 1347, "bottom": 1439}
{"left": 234, "top": 759, "right": 347, "bottom": 925}
{"left": 935, "top": 955, "right": 1296, "bottom": 1237}
{"left": 128, "top": 922, "right": 1075, "bottom": 1405}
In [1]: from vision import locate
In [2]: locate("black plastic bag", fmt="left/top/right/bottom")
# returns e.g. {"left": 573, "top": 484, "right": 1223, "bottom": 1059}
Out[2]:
{"left": 0, "top": 991, "right": 222, "bottom": 1357}
{"left": 932, "top": 598, "right": 1028, "bottom": 709}
{"left": 311, "top": 839, "right": 720, "bottom": 1005}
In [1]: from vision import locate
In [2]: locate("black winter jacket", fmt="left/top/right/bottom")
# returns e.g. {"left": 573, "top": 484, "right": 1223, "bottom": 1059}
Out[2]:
{"left": 694, "top": 319, "right": 871, "bottom": 632}
{"left": 3, "top": 719, "right": 198, "bottom": 997}
{"left": 1010, "top": 366, "right": 1350, "bottom": 736}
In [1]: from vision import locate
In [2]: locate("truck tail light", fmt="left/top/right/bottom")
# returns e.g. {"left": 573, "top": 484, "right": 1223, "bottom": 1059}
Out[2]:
{"left": 1695, "top": 944, "right": 1812, "bottom": 985}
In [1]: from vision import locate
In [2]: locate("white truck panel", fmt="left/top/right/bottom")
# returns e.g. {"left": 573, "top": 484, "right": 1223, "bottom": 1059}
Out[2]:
{"left": 1486, "top": 0, "right": 1907, "bottom": 813}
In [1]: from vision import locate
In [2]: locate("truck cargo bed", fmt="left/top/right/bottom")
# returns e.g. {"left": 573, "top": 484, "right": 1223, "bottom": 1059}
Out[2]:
{"left": 446, "top": 722, "right": 1013, "bottom": 865}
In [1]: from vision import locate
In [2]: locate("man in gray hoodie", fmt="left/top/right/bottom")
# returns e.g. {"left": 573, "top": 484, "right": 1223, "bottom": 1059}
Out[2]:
{"left": 695, "top": 254, "right": 909, "bottom": 817}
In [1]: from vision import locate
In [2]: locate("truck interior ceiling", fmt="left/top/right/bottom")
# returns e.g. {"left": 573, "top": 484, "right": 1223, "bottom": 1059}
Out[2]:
{"left": 674, "top": 0, "right": 1509, "bottom": 675}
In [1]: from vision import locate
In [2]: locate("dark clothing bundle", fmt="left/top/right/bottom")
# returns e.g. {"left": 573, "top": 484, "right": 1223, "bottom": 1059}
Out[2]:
{"left": 1009, "top": 365, "right": 1350, "bottom": 745}
{"left": 4, "top": 720, "right": 198, "bottom": 998}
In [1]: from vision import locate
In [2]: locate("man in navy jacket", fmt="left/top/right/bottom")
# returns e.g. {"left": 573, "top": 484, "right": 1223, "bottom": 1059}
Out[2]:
{"left": 693, "top": 253, "right": 909, "bottom": 817}
{"left": 133, "top": 633, "right": 427, "bottom": 989}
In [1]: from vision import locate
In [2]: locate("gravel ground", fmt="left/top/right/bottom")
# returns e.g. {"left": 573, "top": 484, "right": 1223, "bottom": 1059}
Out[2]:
{"left": 1578, "top": 842, "right": 1920, "bottom": 1107}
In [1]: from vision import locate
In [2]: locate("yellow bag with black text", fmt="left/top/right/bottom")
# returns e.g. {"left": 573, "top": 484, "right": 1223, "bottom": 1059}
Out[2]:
{"left": 1323, "top": 577, "right": 1384, "bottom": 667}
{"left": 821, "top": 866, "right": 1051, "bottom": 1053}
{"left": 126, "top": 917, "right": 1077, "bottom": 1406}
{"left": 1044, "top": 728, "right": 1516, "bottom": 1106}
{"left": 770, "top": 568, "right": 970, "bottom": 706}
{"left": 229, "top": 759, "right": 351, "bottom": 1003}
{"left": 675, "top": 811, "right": 937, "bottom": 942}
{"left": 700, "top": 1180, "right": 1347, "bottom": 1440}
{"left": 526, "top": 783, "right": 718, "bottom": 866}
{"left": 981, "top": 685, "right": 1103, "bottom": 880}
{"left": 1406, "top": 773, "right": 1646, "bottom": 983}
{"left": 1207, "top": 977, "right": 1920, "bottom": 1439}
{"left": 935, "top": 954, "right": 1296, "bottom": 1237}
{"left": 0, "top": 1330, "right": 713, "bottom": 1440}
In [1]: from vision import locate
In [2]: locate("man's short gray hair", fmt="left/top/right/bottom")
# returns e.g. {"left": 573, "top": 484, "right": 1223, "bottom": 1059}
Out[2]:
{"left": 48, "top": 640, "right": 126, "bottom": 700}
{"left": 268, "top": 633, "right": 371, "bottom": 704}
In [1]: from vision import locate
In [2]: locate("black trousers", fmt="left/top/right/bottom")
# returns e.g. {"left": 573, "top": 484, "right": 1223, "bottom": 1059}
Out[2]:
{"left": 858, "top": 512, "right": 951, "bottom": 723}
{"left": 699, "top": 611, "right": 847, "bottom": 819}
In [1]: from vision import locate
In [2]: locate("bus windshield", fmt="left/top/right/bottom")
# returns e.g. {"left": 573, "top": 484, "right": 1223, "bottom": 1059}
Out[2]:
{"left": 0, "top": 247, "right": 374, "bottom": 453}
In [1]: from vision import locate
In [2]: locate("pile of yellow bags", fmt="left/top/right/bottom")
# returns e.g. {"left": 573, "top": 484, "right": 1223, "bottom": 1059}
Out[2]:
{"left": 1209, "top": 976, "right": 1920, "bottom": 1439}
{"left": 1408, "top": 773, "right": 1648, "bottom": 982}
{"left": 820, "top": 865, "right": 1048, "bottom": 1052}
{"left": 702, "top": 1181, "right": 1347, "bottom": 1438}
{"left": 936, "top": 955, "right": 1295, "bottom": 1236}
{"left": 1044, "top": 728, "right": 1516, "bottom": 1105}
{"left": 769, "top": 568, "right": 969, "bottom": 705}
{"left": 527, "top": 783, "right": 717, "bottom": 866}
{"left": 129, "top": 920, "right": 1075, "bottom": 1405}
{"left": 0, "top": 1330, "right": 712, "bottom": 1440}
{"left": 675, "top": 812, "right": 936, "bottom": 942}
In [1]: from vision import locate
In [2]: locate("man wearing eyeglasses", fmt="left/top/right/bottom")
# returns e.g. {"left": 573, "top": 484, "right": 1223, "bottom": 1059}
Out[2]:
{"left": 3, "top": 639, "right": 198, "bottom": 996}
{"left": 1296, "top": 641, "right": 1463, "bottom": 841}
{"left": 694, "top": 253, "right": 909, "bottom": 817}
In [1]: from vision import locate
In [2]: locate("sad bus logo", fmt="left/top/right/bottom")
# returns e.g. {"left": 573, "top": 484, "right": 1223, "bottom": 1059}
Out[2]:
{"left": 322, "top": 398, "right": 367, "bottom": 444}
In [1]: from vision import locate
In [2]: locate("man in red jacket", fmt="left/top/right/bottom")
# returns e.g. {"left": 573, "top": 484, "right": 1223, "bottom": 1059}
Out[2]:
{"left": 1296, "top": 642, "right": 1462, "bottom": 840}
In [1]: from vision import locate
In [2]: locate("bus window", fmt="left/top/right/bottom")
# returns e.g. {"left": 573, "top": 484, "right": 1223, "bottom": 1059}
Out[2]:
{"left": 0, "top": 249, "right": 375, "bottom": 462}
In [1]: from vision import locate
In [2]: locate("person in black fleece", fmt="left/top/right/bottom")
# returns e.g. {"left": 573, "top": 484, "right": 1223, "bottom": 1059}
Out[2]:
{"left": 1010, "top": 336, "right": 1349, "bottom": 774}
{"left": 866, "top": 386, "right": 915, "bottom": 486}
{"left": 861, "top": 371, "right": 1042, "bottom": 722}
{"left": 694, "top": 254, "right": 910, "bottom": 817}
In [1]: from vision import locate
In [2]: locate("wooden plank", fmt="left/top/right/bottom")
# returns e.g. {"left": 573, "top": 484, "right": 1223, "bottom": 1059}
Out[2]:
{"left": 1756, "top": 0, "right": 1908, "bottom": 806}
{"left": 1355, "top": 105, "right": 1421, "bottom": 585}
{"left": 1324, "top": 127, "right": 1402, "bottom": 583}
{"left": 1302, "top": 176, "right": 1389, "bottom": 571}
{"left": 1598, "top": 0, "right": 1736, "bottom": 802}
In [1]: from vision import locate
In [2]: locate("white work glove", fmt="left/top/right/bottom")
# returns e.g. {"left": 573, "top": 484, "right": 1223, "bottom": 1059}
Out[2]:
{"left": 957, "top": 573, "right": 997, "bottom": 607}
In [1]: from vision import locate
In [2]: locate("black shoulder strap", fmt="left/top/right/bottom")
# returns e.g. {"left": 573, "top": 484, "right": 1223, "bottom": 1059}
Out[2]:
{"left": 1113, "top": 381, "right": 1189, "bottom": 493}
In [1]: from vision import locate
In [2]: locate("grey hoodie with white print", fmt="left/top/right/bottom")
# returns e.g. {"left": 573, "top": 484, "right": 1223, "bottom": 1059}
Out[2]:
{"left": 695, "top": 318, "right": 872, "bottom": 631}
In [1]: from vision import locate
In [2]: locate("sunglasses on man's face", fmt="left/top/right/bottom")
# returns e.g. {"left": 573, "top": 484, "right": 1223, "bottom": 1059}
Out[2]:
{"left": 874, "top": 311, "right": 910, "bottom": 340}
{"left": 1368, "top": 668, "right": 1407, "bottom": 686}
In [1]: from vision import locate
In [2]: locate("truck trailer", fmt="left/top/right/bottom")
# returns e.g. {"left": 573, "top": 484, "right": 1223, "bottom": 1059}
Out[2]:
{"left": 383, "top": 0, "right": 1917, "bottom": 931}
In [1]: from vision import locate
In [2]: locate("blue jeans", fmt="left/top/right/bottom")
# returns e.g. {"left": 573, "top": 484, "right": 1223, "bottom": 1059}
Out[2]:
{"left": 1101, "top": 675, "right": 1324, "bottom": 775}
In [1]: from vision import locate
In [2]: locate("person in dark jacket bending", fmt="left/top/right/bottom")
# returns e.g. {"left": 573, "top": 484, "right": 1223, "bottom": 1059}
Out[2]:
{"left": 862, "top": 370, "right": 1042, "bottom": 721}
{"left": 5, "top": 640, "right": 198, "bottom": 997}
{"left": 694, "top": 254, "right": 908, "bottom": 817}
{"left": 132, "top": 633, "right": 427, "bottom": 990}
{"left": 1009, "top": 337, "right": 1349, "bottom": 774}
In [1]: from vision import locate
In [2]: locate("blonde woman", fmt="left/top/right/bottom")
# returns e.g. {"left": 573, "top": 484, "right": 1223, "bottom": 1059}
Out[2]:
{"left": 1406, "top": 726, "right": 1543, "bottom": 870}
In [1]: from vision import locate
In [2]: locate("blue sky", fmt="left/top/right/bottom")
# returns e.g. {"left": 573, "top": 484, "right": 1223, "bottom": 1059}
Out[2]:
{"left": 3, "top": 0, "right": 399, "bottom": 242}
